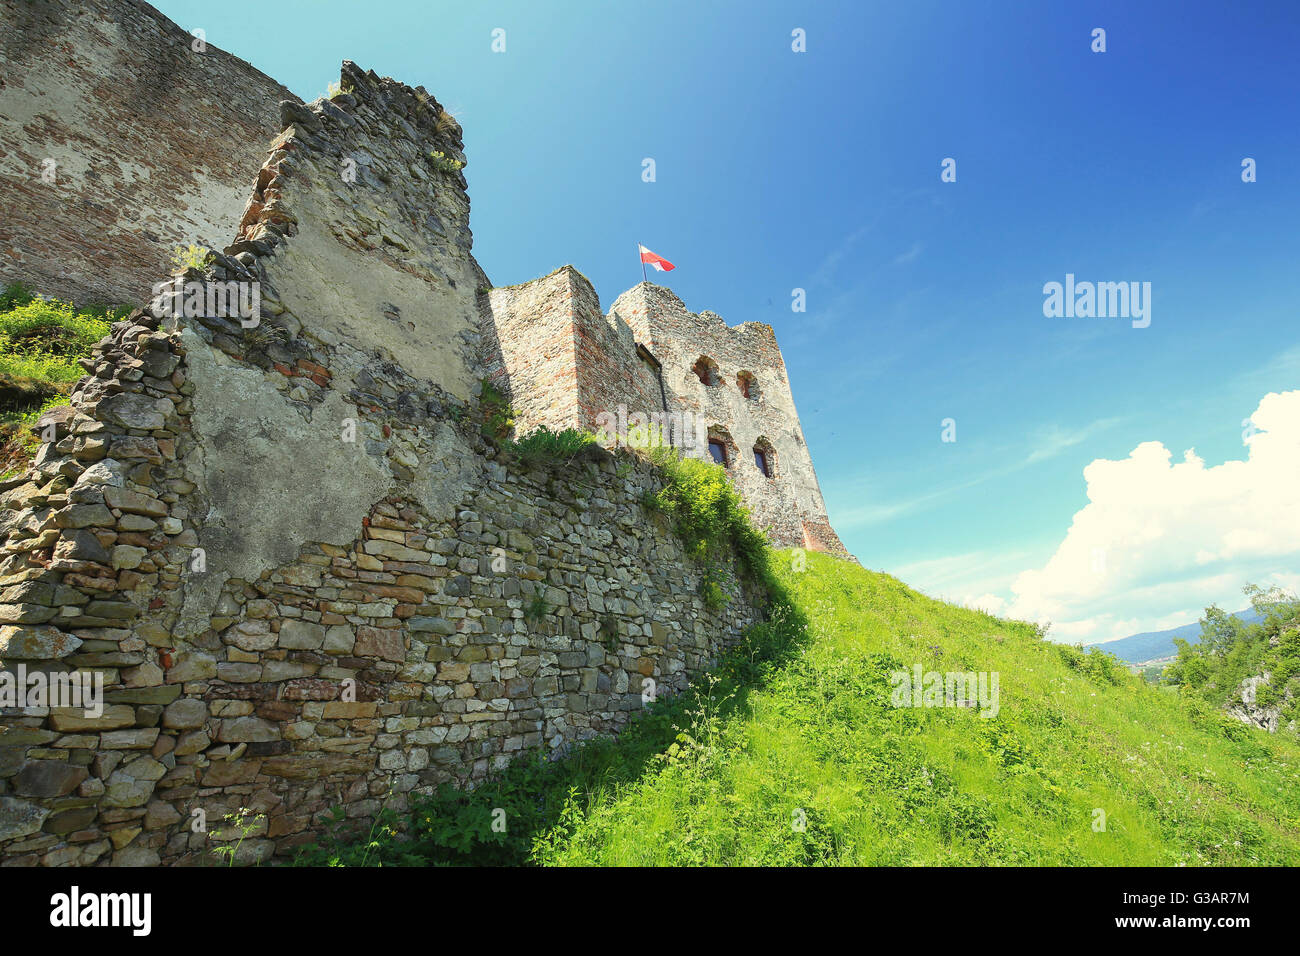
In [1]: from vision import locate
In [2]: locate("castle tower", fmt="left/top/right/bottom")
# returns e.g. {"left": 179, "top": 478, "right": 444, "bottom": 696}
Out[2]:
{"left": 608, "top": 282, "right": 850, "bottom": 557}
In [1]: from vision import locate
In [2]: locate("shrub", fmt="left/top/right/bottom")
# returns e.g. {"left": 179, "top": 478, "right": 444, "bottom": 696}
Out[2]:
{"left": 0, "top": 295, "right": 114, "bottom": 358}
{"left": 479, "top": 378, "right": 516, "bottom": 440}
{"left": 170, "top": 243, "right": 210, "bottom": 272}
{"left": 0, "top": 286, "right": 122, "bottom": 470}
{"left": 644, "top": 444, "right": 769, "bottom": 575}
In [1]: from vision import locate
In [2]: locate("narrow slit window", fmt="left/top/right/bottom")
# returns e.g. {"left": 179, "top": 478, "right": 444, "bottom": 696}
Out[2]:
{"left": 754, "top": 447, "right": 770, "bottom": 477}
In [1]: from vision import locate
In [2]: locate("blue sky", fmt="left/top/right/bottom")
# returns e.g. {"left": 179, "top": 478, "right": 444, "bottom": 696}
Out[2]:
{"left": 153, "top": 0, "right": 1300, "bottom": 642}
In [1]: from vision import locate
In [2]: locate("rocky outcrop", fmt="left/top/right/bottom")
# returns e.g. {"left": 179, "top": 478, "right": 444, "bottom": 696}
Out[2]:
{"left": 1227, "top": 668, "right": 1297, "bottom": 734}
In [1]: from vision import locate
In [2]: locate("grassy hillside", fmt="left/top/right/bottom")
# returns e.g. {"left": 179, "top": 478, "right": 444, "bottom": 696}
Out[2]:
{"left": 0, "top": 283, "right": 123, "bottom": 475}
{"left": 298, "top": 551, "right": 1300, "bottom": 867}
{"left": 531, "top": 554, "right": 1300, "bottom": 865}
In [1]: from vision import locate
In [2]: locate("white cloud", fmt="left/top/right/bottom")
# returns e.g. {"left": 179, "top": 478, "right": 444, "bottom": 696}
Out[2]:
{"left": 1023, "top": 417, "right": 1125, "bottom": 465}
{"left": 892, "top": 241, "right": 924, "bottom": 266}
{"left": 997, "top": 390, "right": 1300, "bottom": 641}
{"left": 965, "top": 593, "right": 1007, "bottom": 615}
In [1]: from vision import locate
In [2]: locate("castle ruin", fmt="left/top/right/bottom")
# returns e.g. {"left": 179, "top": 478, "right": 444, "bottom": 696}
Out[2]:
{"left": 0, "top": 0, "right": 848, "bottom": 865}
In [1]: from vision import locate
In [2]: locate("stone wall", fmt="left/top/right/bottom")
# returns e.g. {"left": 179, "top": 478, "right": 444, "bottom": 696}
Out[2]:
{"left": 609, "top": 284, "right": 850, "bottom": 557}
{"left": 0, "top": 0, "right": 299, "bottom": 306}
{"left": 0, "top": 63, "right": 763, "bottom": 866}
{"left": 480, "top": 267, "right": 587, "bottom": 430}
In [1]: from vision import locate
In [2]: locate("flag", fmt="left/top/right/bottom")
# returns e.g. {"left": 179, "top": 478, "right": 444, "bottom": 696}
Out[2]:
{"left": 638, "top": 244, "right": 675, "bottom": 272}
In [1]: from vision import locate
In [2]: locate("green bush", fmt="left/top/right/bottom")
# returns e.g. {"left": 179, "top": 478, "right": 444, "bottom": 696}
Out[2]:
{"left": 0, "top": 295, "right": 113, "bottom": 359}
{"left": 478, "top": 378, "right": 516, "bottom": 440}
{"left": 170, "top": 243, "right": 211, "bottom": 272}
{"left": 1166, "top": 584, "right": 1300, "bottom": 728}
{"left": 645, "top": 444, "right": 769, "bottom": 575}
{"left": 0, "top": 284, "right": 124, "bottom": 467}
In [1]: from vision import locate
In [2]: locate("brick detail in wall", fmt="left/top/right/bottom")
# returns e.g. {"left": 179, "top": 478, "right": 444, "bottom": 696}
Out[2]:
{"left": 0, "top": 0, "right": 299, "bottom": 307}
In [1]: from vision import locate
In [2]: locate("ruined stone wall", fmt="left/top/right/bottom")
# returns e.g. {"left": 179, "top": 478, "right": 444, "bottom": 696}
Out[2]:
{"left": 573, "top": 280, "right": 671, "bottom": 438}
{"left": 0, "top": 0, "right": 299, "bottom": 306}
{"left": 0, "top": 63, "right": 763, "bottom": 866}
{"left": 609, "top": 283, "right": 849, "bottom": 557}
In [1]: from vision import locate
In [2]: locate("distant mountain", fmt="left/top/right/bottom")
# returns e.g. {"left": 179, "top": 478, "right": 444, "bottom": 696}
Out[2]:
{"left": 1087, "top": 609, "right": 1263, "bottom": 664}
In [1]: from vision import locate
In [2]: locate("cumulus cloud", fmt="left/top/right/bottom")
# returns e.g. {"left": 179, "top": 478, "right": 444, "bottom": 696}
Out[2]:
{"left": 998, "top": 390, "right": 1300, "bottom": 641}
{"left": 965, "top": 593, "right": 1008, "bottom": 615}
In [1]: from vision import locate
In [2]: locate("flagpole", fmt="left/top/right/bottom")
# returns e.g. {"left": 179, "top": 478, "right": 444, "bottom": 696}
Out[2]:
{"left": 638, "top": 241, "right": 647, "bottom": 284}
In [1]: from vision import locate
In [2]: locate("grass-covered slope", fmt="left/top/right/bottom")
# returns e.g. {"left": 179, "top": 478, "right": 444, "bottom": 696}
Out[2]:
{"left": 0, "top": 283, "right": 124, "bottom": 475}
{"left": 534, "top": 553, "right": 1300, "bottom": 865}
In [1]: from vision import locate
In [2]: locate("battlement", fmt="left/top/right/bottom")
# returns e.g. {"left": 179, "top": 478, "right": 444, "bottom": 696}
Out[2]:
{"left": 609, "top": 283, "right": 848, "bottom": 556}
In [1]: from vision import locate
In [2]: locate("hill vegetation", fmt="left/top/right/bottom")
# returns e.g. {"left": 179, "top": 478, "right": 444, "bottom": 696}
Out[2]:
{"left": 0, "top": 282, "right": 125, "bottom": 475}
{"left": 1164, "top": 585, "right": 1300, "bottom": 730}
{"left": 1087, "top": 609, "right": 1262, "bottom": 666}
{"left": 297, "top": 553, "right": 1300, "bottom": 867}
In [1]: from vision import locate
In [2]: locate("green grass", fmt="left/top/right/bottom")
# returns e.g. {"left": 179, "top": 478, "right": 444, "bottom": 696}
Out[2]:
{"left": 0, "top": 283, "right": 121, "bottom": 467}
{"left": 532, "top": 553, "right": 1300, "bottom": 865}
{"left": 298, "top": 551, "right": 1300, "bottom": 867}
{"left": 504, "top": 425, "right": 599, "bottom": 466}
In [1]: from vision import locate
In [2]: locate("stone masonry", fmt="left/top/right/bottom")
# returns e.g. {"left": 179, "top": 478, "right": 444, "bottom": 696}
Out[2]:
{"left": 482, "top": 273, "right": 850, "bottom": 557}
{"left": 0, "top": 60, "right": 763, "bottom": 866}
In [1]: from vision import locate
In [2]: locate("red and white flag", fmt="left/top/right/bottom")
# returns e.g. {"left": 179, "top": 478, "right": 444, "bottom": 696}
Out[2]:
{"left": 638, "top": 244, "right": 675, "bottom": 272}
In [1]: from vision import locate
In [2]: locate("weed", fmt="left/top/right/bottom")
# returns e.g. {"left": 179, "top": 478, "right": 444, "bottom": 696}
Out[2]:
{"left": 209, "top": 808, "right": 266, "bottom": 867}
{"left": 429, "top": 150, "right": 464, "bottom": 174}
{"left": 506, "top": 426, "right": 598, "bottom": 467}
{"left": 523, "top": 592, "right": 550, "bottom": 624}
{"left": 170, "top": 243, "right": 211, "bottom": 273}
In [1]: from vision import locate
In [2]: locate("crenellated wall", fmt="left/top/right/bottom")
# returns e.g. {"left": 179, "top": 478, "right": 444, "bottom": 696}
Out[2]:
{"left": 484, "top": 274, "right": 849, "bottom": 556}
{"left": 480, "top": 266, "right": 667, "bottom": 441}
{"left": 608, "top": 285, "right": 848, "bottom": 556}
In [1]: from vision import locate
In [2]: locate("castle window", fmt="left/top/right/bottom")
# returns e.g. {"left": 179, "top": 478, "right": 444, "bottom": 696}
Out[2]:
{"left": 753, "top": 437, "right": 777, "bottom": 478}
{"left": 706, "top": 425, "right": 736, "bottom": 467}
{"left": 692, "top": 356, "right": 720, "bottom": 387}
{"left": 737, "top": 371, "right": 759, "bottom": 401}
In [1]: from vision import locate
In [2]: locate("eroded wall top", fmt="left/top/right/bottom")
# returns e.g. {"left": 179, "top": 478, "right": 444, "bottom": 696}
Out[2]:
{"left": 233, "top": 59, "right": 489, "bottom": 401}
